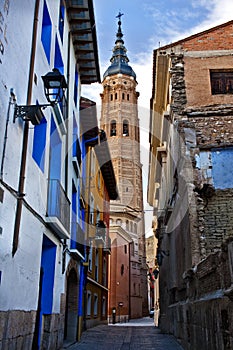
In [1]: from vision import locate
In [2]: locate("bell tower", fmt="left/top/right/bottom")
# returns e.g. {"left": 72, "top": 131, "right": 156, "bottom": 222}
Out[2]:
{"left": 100, "top": 13, "right": 148, "bottom": 319}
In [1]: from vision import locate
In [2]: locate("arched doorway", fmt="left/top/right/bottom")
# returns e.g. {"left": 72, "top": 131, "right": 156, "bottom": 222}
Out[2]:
{"left": 64, "top": 268, "right": 78, "bottom": 341}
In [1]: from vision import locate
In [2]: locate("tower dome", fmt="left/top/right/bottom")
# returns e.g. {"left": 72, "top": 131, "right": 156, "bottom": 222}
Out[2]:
{"left": 103, "top": 13, "right": 136, "bottom": 80}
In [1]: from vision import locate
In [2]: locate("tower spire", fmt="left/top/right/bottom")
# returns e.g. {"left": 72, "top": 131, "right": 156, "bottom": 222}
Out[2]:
{"left": 103, "top": 12, "right": 136, "bottom": 80}
{"left": 116, "top": 12, "right": 124, "bottom": 43}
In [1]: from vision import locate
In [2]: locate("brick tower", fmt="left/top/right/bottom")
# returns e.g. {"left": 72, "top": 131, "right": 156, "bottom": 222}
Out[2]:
{"left": 100, "top": 13, "right": 148, "bottom": 320}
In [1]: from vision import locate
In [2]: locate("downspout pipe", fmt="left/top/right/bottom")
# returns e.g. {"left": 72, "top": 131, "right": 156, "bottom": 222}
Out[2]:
{"left": 12, "top": 0, "right": 40, "bottom": 256}
{"left": 0, "top": 91, "right": 16, "bottom": 180}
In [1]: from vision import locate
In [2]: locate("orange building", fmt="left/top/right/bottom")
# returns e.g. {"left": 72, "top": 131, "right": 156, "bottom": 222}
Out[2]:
{"left": 100, "top": 14, "right": 148, "bottom": 322}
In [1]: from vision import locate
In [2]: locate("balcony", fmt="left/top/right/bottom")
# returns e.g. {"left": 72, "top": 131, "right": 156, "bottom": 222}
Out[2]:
{"left": 70, "top": 222, "right": 86, "bottom": 260}
{"left": 46, "top": 179, "right": 70, "bottom": 239}
{"left": 103, "top": 236, "right": 111, "bottom": 255}
{"left": 95, "top": 220, "right": 106, "bottom": 247}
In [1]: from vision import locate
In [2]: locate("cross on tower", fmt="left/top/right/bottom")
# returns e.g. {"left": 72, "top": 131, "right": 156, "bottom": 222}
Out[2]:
{"left": 116, "top": 12, "right": 124, "bottom": 20}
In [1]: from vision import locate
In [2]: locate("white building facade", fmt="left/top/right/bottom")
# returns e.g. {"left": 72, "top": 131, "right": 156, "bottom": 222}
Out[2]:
{"left": 0, "top": 0, "right": 100, "bottom": 348}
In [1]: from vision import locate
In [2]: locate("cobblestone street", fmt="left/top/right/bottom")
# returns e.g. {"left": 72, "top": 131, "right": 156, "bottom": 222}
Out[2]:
{"left": 63, "top": 318, "right": 184, "bottom": 350}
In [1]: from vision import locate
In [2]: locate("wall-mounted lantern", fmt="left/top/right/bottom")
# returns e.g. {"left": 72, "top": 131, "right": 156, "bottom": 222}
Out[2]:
{"left": 13, "top": 68, "right": 67, "bottom": 125}
{"left": 42, "top": 68, "right": 67, "bottom": 105}
{"left": 96, "top": 220, "right": 106, "bottom": 239}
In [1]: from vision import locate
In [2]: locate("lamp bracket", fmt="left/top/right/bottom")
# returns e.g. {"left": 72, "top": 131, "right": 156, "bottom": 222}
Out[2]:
{"left": 13, "top": 104, "right": 51, "bottom": 125}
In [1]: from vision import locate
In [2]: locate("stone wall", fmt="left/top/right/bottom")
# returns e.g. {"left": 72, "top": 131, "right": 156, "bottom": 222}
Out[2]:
{"left": 0, "top": 310, "right": 35, "bottom": 349}
{"left": 169, "top": 245, "right": 233, "bottom": 350}
{"left": 42, "top": 313, "right": 65, "bottom": 350}
{"left": 0, "top": 310, "right": 65, "bottom": 350}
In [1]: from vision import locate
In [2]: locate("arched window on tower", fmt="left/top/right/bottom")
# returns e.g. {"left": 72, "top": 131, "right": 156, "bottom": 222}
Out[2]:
{"left": 110, "top": 120, "right": 117, "bottom": 136}
{"left": 123, "top": 120, "right": 129, "bottom": 136}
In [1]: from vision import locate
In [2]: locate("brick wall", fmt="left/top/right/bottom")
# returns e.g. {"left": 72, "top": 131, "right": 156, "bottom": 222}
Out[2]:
{"left": 182, "top": 22, "right": 233, "bottom": 51}
{"left": 184, "top": 55, "right": 233, "bottom": 108}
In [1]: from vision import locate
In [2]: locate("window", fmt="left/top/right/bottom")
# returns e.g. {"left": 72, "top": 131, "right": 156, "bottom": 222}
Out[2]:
{"left": 74, "top": 69, "right": 78, "bottom": 106}
{"left": 124, "top": 245, "right": 127, "bottom": 254}
{"left": 49, "top": 116, "right": 61, "bottom": 181}
{"left": 116, "top": 219, "right": 122, "bottom": 226}
{"left": 126, "top": 220, "right": 129, "bottom": 231}
{"left": 97, "top": 170, "right": 101, "bottom": 190}
{"left": 73, "top": 114, "right": 81, "bottom": 167}
{"left": 89, "top": 194, "right": 94, "bottom": 225}
{"left": 96, "top": 208, "right": 100, "bottom": 223}
{"left": 115, "top": 93, "right": 117, "bottom": 100}
{"left": 32, "top": 115, "right": 47, "bottom": 172}
{"left": 94, "top": 294, "right": 98, "bottom": 316}
{"left": 123, "top": 120, "right": 129, "bottom": 136}
{"left": 58, "top": 0, "right": 65, "bottom": 43}
{"left": 210, "top": 70, "right": 233, "bottom": 95}
{"left": 91, "top": 149, "right": 96, "bottom": 175}
{"left": 110, "top": 94, "right": 113, "bottom": 101}
{"left": 103, "top": 258, "right": 107, "bottom": 286}
{"left": 127, "top": 94, "right": 130, "bottom": 101}
{"left": 95, "top": 249, "right": 99, "bottom": 281}
{"left": 87, "top": 291, "right": 91, "bottom": 316}
{"left": 121, "top": 264, "right": 124, "bottom": 275}
{"left": 102, "top": 297, "right": 106, "bottom": 316}
{"left": 88, "top": 242, "right": 93, "bottom": 271}
{"left": 110, "top": 120, "right": 117, "bottom": 136}
{"left": 130, "top": 222, "right": 133, "bottom": 232}
{"left": 54, "top": 37, "right": 65, "bottom": 114}
{"left": 41, "top": 0, "right": 52, "bottom": 63}
{"left": 71, "top": 183, "right": 81, "bottom": 252}
{"left": 122, "top": 93, "right": 125, "bottom": 100}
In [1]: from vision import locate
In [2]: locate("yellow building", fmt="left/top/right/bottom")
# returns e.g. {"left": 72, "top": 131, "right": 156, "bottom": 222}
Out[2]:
{"left": 80, "top": 97, "right": 118, "bottom": 330}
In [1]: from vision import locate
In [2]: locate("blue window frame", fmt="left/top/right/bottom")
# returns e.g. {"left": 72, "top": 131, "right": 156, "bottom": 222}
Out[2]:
{"left": 74, "top": 69, "right": 78, "bottom": 107}
{"left": 54, "top": 36, "right": 65, "bottom": 112}
{"left": 49, "top": 116, "right": 61, "bottom": 180}
{"left": 59, "top": 1, "right": 65, "bottom": 43}
{"left": 32, "top": 113, "right": 47, "bottom": 172}
{"left": 212, "top": 148, "right": 233, "bottom": 189}
{"left": 41, "top": 0, "right": 52, "bottom": 63}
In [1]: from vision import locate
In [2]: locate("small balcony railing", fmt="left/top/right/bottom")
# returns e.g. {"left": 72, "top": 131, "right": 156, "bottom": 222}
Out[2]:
{"left": 46, "top": 179, "right": 70, "bottom": 239}
{"left": 70, "top": 221, "right": 85, "bottom": 259}
{"left": 103, "top": 236, "right": 111, "bottom": 254}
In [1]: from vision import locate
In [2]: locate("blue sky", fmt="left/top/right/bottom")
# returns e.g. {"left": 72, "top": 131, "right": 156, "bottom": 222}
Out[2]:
{"left": 84, "top": 0, "right": 233, "bottom": 107}
{"left": 82, "top": 0, "right": 233, "bottom": 235}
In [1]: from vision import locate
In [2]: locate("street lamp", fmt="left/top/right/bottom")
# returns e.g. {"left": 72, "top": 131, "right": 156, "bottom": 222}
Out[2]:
{"left": 95, "top": 220, "right": 106, "bottom": 246}
{"left": 42, "top": 68, "right": 67, "bottom": 105}
{"left": 13, "top": 68, "right": 67, "bottom": 125}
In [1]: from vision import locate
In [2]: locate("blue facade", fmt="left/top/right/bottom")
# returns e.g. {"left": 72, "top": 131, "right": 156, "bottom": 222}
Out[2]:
{"left": 212, "top": 147, "right": 233, "bottom": 189}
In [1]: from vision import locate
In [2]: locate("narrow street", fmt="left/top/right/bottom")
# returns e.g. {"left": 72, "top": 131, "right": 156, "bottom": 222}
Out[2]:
{"left": 63, "top": 318, "right": 184, "bottom": 350}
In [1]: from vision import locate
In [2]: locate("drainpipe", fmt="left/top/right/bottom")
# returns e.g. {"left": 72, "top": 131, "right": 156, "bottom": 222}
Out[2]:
{"left": 0, "top": 90, "right": 16, "bottom": 180}
{"left": 12, "top": 0, "right": 40, "bottom": 256}
{"left": 65, "top": 31, "right": 71, "bottom": 193}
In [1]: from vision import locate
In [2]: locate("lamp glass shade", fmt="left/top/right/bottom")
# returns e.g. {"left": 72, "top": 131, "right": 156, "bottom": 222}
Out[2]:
{"left": 42, "top": 68, "right": 67, "bottom": 104}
